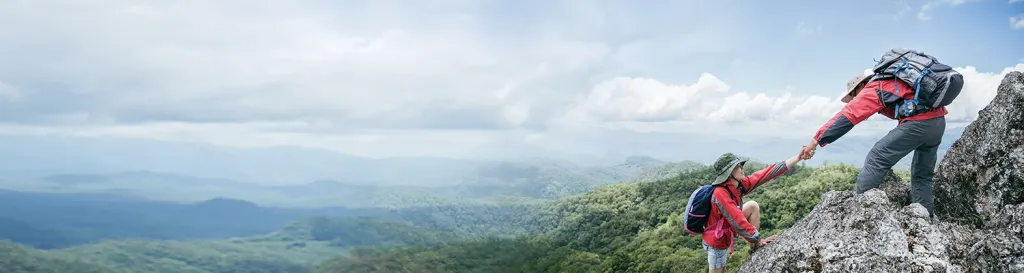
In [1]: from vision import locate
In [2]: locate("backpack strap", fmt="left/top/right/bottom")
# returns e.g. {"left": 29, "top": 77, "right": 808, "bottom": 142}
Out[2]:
{"left": 714, "top": 184, "right": 741, "bottom": 204}
{"left": 710, "top": 184, "right": 743, "bottom": 255}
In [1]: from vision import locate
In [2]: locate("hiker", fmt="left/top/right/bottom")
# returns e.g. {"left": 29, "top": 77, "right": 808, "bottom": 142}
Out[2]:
{"left": 799, "top": 49, "right": 963, "bottom": 218}
{"left": 700, "top": 152, "right": 804, "bottom": 273}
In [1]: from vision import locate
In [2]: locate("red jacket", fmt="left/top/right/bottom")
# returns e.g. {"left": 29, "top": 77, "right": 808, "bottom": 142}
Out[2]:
{"left": 814, "top": 78, "right": 948, "bottom": 147}
{"left": 702, "top": 161, "right": 790, "bottom": 250}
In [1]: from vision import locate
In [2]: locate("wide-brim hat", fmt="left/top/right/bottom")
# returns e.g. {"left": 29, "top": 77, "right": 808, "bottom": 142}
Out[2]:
{"left": 711, "top": 157, "right": 748, "bottom": 185}
{"left": 841, "top": 74, "right": 872, "bottom": 103}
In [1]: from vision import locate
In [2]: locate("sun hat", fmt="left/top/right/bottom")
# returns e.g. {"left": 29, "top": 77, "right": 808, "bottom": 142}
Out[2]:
{"left": 841, "top": 74, "right": 872, "bottom": 103}
{"left": 711, "top": 153, "right": 748, "bottom": 185}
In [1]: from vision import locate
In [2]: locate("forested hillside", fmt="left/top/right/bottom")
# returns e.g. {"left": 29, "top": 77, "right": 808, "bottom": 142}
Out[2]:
{"left": 312, "top": 162, "right": 864, "bottom": 273}
{"left": 0, "top": 215, "right": 475, "bottom": 273}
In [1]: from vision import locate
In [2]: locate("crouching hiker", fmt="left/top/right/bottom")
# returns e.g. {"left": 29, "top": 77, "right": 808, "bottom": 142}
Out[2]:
{"left": 683, "top": 152, "right": 805, "bottom": 273}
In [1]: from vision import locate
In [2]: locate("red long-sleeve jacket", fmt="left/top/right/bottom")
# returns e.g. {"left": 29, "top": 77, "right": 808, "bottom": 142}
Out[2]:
{"left": 702, "top": 161, "right": 790, "bottom": 250}
{"left": 814, "top": 78, "right": 948, "bottom": 147}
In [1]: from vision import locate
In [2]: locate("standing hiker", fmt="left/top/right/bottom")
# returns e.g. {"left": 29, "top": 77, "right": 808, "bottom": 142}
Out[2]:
{"left": 800, "top": 49, "right": 963, "bottom": 218}
{"left": 698, "top": 152, "right": 804, "bottom": 273}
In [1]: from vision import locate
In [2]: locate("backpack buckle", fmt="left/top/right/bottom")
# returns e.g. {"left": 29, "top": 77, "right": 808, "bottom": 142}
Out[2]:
{"left": 898, "top": 100, "right": 919, "bottom": 119}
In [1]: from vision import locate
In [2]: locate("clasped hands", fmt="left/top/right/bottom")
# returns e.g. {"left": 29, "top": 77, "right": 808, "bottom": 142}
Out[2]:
{"left": 799, "top": 139, "right": 818, "bottom": 160}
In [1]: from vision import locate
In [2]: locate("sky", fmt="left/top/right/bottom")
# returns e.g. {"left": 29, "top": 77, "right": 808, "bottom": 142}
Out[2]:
{"left": 0, "top": 0, "right": 1023, "bottom": 164}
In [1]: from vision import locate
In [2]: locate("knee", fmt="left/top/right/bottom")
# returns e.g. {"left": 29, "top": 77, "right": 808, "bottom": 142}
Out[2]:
{"left": 743, "top": 200, "right": 760, "bottom": 213}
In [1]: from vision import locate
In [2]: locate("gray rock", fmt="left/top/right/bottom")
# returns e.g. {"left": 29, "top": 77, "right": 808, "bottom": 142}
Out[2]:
{"left": 879, "top": 169, "right": 910, "bottom": 207}
{"left": 932, "top": 71, "right": 1024, "bottom": 273}
{"left": 966, "top": 229, "right": 1024, "bottom": 273}
{"left": 738, "top": 189, "right": 962, "bottom": 273}
{"left": 939, "top": 221, "right": 981, "bottom": 268}
{"left": 933, "top": 70, "right": 1024, "bottom": 231}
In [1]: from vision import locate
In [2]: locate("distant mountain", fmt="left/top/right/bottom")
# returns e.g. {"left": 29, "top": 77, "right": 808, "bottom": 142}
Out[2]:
{"left": 0, "top": 127, "right": 965, "bottom": 190}
{"left": 0, "top": 189, "right": 550, "bottom": 249}
{"left": 272, "top": 155, "right": 702, "bottom": 202}
{"left": 0, "top": 126, "right": 960, "bottom": 209}
{"left": 0, "top": 155, "right": 703, "bottom": 207}
{"left": 625, "top": 160, "right": 705, "bottom": 183}
{"left": 0, "top": 135, "right": 477, "bottom": 186}
{"left": 532, "top": 126, "right": 966, "bottom": 169}
{"left": 0, "top": 189, "right": 398, "bottom": 248}
{"left": 0, "top": 217, "right": 74, "bottom": 249}
{"left": 264, "top": 216, "right": 462, "bottom": 248}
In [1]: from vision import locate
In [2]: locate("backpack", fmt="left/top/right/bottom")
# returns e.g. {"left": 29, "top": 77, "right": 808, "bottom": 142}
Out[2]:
{"left": 683, "top": 184, "right": 737, "bottom": 234}
{"left": 868, "top": 48, "right": 965, "bottom": 119}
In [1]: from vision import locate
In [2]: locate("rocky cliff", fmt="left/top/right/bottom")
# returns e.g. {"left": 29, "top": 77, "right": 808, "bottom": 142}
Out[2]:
{"left": 739, "top": 71, "right": 1024, "bottom": 273}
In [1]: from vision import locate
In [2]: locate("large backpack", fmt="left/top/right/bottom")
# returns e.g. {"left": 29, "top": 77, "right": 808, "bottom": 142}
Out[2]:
{"left": 868, "top": 48, "right": 965, "bottom": 119}
{"left": 683, "top": 184, "right": 737, "bottom": 234}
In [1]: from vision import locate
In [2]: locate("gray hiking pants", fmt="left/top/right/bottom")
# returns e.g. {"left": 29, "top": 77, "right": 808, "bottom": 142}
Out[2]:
{"left": 854, "top": 116, "right": 945, "bottom": 216}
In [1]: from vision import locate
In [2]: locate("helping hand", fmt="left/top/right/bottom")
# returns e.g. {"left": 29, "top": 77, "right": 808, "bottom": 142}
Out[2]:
{"left": 800, "top": 140, "right": 818, "bottom": 160}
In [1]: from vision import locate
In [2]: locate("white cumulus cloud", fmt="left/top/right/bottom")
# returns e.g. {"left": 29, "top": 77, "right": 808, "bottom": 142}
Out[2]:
{"left": 917, "top": 0, "right": 978, "bottom": 20}
{"left": 556, "top": 63, "right": 1024, "bottom": 137}
{"left": 946, "top": 64, "right": 1024, "bottom": 121}
{"left": 1012, "top": 14, "right": 1024, "bottom": 29}
{"left": 561, "top": 73, "right": 730, "bottom": 123}
{"left": 0, "top": 0, "right": 1018, "bottom": 159}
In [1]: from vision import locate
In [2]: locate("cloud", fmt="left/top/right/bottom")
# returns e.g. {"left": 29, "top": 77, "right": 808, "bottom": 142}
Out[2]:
{"left": 0, "top": 0, "right": 750, "bottom": 157}
{"left": 559, "top": 73, "right": 731, "bottom": 123}
{"left": 0, "top": 0, "right": 619, "bottom": 131}
{"left": 945, "top": 64, "right": 1024, "bottom": 122}
{"left": 555, "top": 73, "right": 850, "bottom": 138}
{"left": 1012, "top": 0, "right": 1024, "bottom": 3}
{"left": 0, "top": 0, "right": 748, "bottom": 133}
{"left": 0, "top": 80, "right": 21, "bottom": 101}
{"left": 893, "top": 0, "right": 914, "bottom": 19}
{"left": 555, "top": 63, "right": 1024, "bottom": 138}
{"left": 796, "top": 21, "right": 823, "bottom": 34}
{"left": 0, "top": 0, "right": 1020, "bottom": 160}
{"left": 917, "top": 0, "right": 977, "bottom": 20}
{"left": 1012, "top": 14, "right": 1024, "bottom": 29}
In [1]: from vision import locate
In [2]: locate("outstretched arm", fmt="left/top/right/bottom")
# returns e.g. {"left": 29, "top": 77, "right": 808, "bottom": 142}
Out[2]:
{"left": 740, "top": 157, "right": 797, "bottom": 194}
{"left": 811, "top": 82, "right": 886, "bottom": 147}
{"left": 784, "top": 153, "right": 801, "bottom": 168}
{"left": 802, "top": 81, "right": 887, "bottom": 158}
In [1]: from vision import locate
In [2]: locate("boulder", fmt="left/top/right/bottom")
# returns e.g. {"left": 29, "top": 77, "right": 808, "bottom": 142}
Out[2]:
{"left": 933, "top": 70, "right": 1024, "bottom": 231}
{"left": 737, "top": 190, "right": 962, "bottom": 273}
{"left": 932, "top": 70, "right": 1024, "bottom": 272}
